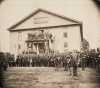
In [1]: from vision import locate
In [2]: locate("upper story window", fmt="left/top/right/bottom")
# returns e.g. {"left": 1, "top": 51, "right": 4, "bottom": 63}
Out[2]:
{"left": 64, "top": 42, "right": 68, "bottom": 48}
{"left": 18, "top": 31, "right": 22, "bottom": 41}
{"left": 18, "top": 44, "right": 21, "bottom": 49}
{"left": 28, "top": 33, "right": 34, "bottom": 40}
{"left": 27, "top": 42, "right": 33, "bottom": 48}
{"left": 63, "top": 32, "right": 68, "bottom": 38}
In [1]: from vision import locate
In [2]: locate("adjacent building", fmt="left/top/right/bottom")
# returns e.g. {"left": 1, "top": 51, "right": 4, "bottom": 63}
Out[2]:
{"left": 8, "top": 9, "right": 83, "bottom": 56}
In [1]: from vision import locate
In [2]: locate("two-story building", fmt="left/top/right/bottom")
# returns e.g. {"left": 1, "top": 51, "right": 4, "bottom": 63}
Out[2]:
{"left": 8, "top": 9, "right": 83, "bottom": 56}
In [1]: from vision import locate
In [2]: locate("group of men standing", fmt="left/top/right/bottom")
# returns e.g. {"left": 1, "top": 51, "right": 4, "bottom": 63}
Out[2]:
{"left": 6, "top": 51, "right": 81, "bottom": 77}
{"left": 1, "top": 50, "right": 100, "bottom": 77}
{"left": 0, "top": 50, "right": 100, "bottom": 87}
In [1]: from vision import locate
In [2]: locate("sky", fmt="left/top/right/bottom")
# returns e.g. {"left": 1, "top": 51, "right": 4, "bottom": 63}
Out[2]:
{"left": 0, "top": 0, "right": 100, "bottom": 52}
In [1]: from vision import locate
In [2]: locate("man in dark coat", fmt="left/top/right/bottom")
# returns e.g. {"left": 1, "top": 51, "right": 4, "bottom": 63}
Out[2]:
{"left": 71, "top": 52, "right": 79, "bottom": 77}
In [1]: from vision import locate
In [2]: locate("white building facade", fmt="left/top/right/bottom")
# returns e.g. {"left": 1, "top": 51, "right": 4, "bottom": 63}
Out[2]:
{"left": 8, "top": 9, "right": 83, "bottom": 56}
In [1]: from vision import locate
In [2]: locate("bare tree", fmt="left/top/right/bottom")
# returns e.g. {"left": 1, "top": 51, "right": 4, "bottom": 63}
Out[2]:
{"left": 81, "top": 38, "right": 89, "bottom": 52}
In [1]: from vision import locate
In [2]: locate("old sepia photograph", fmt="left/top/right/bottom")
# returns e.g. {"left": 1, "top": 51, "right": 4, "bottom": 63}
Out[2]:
{"left": 0, "top": 0, "right": 100, "bottom": 88}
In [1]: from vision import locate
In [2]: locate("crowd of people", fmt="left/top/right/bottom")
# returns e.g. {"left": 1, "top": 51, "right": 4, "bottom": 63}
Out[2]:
{"left": 2, "top": 49, "right": 99, "bottom": 71}
{"left": 0, "top": 49, "right": 100, "bottom": 74}
{"left": 0, "top": 49, "right": 100, "bottom": 87}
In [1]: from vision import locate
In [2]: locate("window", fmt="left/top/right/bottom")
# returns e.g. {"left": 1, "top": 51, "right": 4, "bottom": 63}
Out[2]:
{"left": 28, "top": 33, "right": 34, "bottom": 40}
{"left": 64, "top": 42, "right": 68, "bottom": 48}
{"left": 18, "top": 44, "right": 21, "bottom": 49}
{"left": 27, "top": 42, "right": 32, "bottom": 48}
{"left": 18, "top": 32, "right": 22, "bottom": 41}
{"left": 63, "top": 32, "right": 68, "bottom": 38}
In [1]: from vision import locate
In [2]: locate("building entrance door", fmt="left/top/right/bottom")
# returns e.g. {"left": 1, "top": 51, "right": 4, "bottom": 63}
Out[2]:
{"left": 34, "top": 42, "right": 47, "bottom": 55}
{"left": 38, "top": 43, "right": 45, "bottom": 54}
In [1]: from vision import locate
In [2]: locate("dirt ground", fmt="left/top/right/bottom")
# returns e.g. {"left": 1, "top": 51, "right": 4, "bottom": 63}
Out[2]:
{"left": 3, "top": 67, "right": 100, "bottom": 88}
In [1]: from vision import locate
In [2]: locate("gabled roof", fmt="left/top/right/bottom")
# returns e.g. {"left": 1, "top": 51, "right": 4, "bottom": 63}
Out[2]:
{"left": 8, "top": 8, "right": 82, "bottom": 31}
